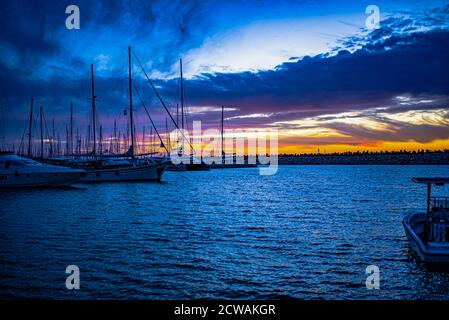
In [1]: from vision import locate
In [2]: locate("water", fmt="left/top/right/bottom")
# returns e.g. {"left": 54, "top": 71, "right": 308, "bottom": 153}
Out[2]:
{"left": 1, "top": 165, "right": 449, "bottom": 299}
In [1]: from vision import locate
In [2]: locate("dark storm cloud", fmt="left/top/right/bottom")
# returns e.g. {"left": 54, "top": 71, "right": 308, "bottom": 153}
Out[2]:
{"left": 0, "top": 0, "right": 212, "bottom": 74}
{"left": 1, "top": 2, "right": 449, "bottom": 146}
{"left": 0, "top": 0, "right": 216, "bottom": 140}
{"left": 155, "top": 25, "right": 449, "bottom": 125}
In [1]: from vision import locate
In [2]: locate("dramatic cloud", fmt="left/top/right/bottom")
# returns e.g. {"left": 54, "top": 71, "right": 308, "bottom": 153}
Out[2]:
{"left": 0, "top": 1, "right": 448, "bottom": 152}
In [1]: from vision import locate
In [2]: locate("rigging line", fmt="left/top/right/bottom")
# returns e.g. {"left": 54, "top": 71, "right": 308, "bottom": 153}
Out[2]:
{"left": 18, "top": 124, "right": 27, "bottom": 153}
{"left": 132, "top": 81, "right": 169, "bottom": 154}
{"left": 131, "top": 49, "right": 177, "bottom": 126}
{"left": 131, "top": 48, "right": 195, "bottom": 152}
{"left": 42, "top": 110, "right": 51, "bottom": 140}
{"left": 131, "top": 49, "right": 189, "bottom": 134}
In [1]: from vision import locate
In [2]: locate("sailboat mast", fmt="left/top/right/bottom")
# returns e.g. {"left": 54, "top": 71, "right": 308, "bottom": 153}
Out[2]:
{"left": 128, "top": 46, "right": 135, "bottom": 160}
{"left": 165, "top": 117, "right": 169, "bottom": 156}
{"left": 76, "top": 128, "right": 80, "bottom": 155}
{"left": 109, "top": 132, "right": 113, "bottom": 155}
{"left": 27, "top": 98, "right": 34, "bottom": 157}
{"left": 52, "top": 118, "right": 55, "bottom": 156}
{"left": 90, "top": 64, "right": 97, "bottom": 157}
{"left": 150, "top": 127, "right": 153, "bottom": 153}
{"left": 221, "top": 105, "right": 225, "bottom": 157}
{"left": 142, "top": 126, "right": 146, "bottom": 154}
{"left": 40, "top": 106, "right": 44, "bottom": 158}
{"left": 99, "top": 125, "right": 103, "bottom": 156}
{"left": 57, "top": 132, "right": 60, "bottom": 156}
{"left": 65, "top": 125, "right": 69, "bottom": 155}
{"left": 118, "top": 131, "right": 122, "bottom": 154}
{"left": 180, "top": 59, "right": 184, "bottom": 132}
{"left": 113, "top": 120, "right": 117, "bottom": 154}
{"left": 70, "top": 102, "right": 73, "bottom": 155}
{"left": 167, "top": 123, "right": 171, "bottom": 153}
{"left": 87, "top": 124, "right": 91, "bottom": 155}
{"left": 48, "top": 119, "right": 53, "bottom": 158}
{"left": 176, "top": 103, "right": 179, "bottom": 128}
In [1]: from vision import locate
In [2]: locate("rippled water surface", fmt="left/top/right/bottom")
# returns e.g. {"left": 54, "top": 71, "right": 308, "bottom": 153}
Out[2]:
{"left": 2, "top": 165, "right": 449, "bottom": 299}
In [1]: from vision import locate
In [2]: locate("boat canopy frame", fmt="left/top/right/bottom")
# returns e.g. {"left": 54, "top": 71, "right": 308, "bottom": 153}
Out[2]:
{"left": 412, "top": 177, "right": 449, "bottom": 212}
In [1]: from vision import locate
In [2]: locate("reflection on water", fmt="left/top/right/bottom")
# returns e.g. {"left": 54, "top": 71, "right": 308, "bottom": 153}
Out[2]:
{"left": 1, "top": 165, "right": 449, "bottom": 299}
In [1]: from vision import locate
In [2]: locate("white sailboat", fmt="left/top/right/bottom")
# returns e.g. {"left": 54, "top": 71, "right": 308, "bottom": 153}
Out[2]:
{"left": 0, "top": 152, "right": 84, "bottom": 188}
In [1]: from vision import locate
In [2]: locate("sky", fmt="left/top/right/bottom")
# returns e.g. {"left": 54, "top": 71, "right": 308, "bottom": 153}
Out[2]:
{"left": 0, "top": 0, "right": 448, "bottom": 154}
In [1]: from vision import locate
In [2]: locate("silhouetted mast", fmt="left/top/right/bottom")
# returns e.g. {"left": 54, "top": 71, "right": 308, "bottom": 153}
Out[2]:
{"left": 52, "top": 118, "right": 55, "bottom": 157}
{"left": 128, "top": 46, "right": 135, "bottom": 160}
{"left": 87, "top": 124, "right": 91, "bottom": 154}
{"left": 76, "top": 128, "right": 80, "bottom": 156}
{"left": 65, "top": 125, "right": 69, "bottom": 155}
{"left": 118, "top": 131, "right": 122, "bottom": 154}
{"left": 90, "top": 64, "right": 97, "bottom": 157}
{"left": 142, "top": 126, "right": 146, "bottom": 154}
{"left": 48, "top": 118, "right": 53, "bottom": 157}
{"left": 221, "top": 105, "right": 224, "bottom": 157}
{"left": 150, "top": 127, "right": 153, "bottom": 153}
{"left": 70, "top": 102, "right": 73, "bottom": 155}
{"left": 176, "top": 103, "right": 179, "bottom": 128}
{"left": 113, "top": 120, "right": 118, "bottom": 154}
{"left": 57, "top": 132, "right": 61, "bottom": 156}
{"left": 165, "top": 117, "right": 169, "bottom": 155}
{"left": 180, "top": 59, "right": 185, "bottom": 132}
{"left": 39, "top": 106, "right": 44, "bottom": 158}
{"left": 27, "top": 98, "right": 34, "bottom": 157}
{"left": 99, "top": 125, "right": 103, "bottom": 156}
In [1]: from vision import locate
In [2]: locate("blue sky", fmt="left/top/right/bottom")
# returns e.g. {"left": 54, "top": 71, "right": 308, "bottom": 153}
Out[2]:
{"left": 0, "top": 0, "right": 449, "bottom": 152}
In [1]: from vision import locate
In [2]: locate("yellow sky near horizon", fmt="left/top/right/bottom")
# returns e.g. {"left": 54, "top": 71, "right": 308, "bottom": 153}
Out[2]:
{"left": 277, "top": 139, "right": 449, "bottom": 154}
{"left": 137, "top": 128, "right": 449, "bottom": 155}
{"left": 134, "top": 102, "right": 449, "bottom": 155}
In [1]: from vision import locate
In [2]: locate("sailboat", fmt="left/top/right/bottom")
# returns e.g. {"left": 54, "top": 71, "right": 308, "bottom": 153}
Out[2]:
{"left": 211, "top": 105, "right": 257, "bottom": 169}
{"left": 168, "top": 58, "right": 210, "bottom": 171}
{"left": 75, "top": 47, "right": 170, "bottom": 182}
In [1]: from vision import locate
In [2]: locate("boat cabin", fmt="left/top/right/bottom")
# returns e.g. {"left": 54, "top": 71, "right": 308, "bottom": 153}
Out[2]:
{"left": 412, "top": 177, "right": 449, "bottom": 244}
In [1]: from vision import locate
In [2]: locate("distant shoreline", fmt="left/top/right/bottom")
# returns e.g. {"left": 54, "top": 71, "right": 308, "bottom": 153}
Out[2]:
{"left": 277, "top": 150, "right": 449, "bottom": 165}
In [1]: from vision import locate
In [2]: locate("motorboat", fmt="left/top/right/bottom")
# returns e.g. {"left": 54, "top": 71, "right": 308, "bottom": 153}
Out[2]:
{"left": 0, "top": 152, "right": 84, "bottom": 188}
{"left": 403, "top": 177, "right": 449, "bottom": 263}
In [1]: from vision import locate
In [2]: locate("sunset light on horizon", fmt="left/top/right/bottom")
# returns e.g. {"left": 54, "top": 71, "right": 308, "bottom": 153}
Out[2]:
{"left": 1, "top": 0, "right": 448, "bottom": 154}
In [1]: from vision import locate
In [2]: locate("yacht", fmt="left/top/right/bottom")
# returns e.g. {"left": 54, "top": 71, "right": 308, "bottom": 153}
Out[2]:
{"left": 403, "top": 177, "right": 449, "bottom": 263}
{"left": 65, "top": 48, "right": 170, "bottom": 183}
{"left": 0, "top": 152, "right": 84, "bottom": 188}
{"left": 77, "top": 157, "right": 170, "bottom": 182}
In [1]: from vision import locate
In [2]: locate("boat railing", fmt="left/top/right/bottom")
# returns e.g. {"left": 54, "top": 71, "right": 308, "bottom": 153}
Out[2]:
{"left": 431, "top": 197, "right": 449, "bottom": 210}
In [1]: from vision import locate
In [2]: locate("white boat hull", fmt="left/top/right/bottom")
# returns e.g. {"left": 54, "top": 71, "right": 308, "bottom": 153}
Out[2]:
{"left": 0, "top": 154, "right": 84, "bottom": 188}
{"left": 403, "top": 213, "right": 449, "bottom": 264}
{"left": 80, "top": 162, "right": 168, "bottom": 182}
